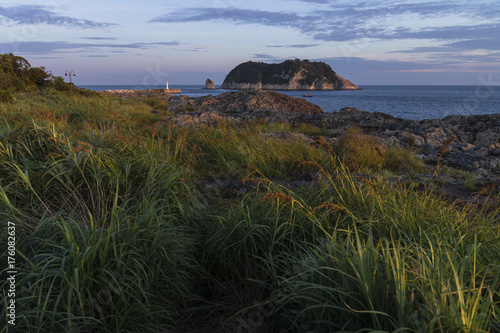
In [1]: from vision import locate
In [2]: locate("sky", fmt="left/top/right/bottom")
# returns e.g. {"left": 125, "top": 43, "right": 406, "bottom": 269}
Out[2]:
{"left": 0, "top": 0, "right": 499, "bottom": 86}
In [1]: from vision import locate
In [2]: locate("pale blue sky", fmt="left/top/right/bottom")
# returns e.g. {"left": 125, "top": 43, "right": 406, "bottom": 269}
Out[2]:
{"left": 1, "top": 0, "right": 499, "bottom": 85}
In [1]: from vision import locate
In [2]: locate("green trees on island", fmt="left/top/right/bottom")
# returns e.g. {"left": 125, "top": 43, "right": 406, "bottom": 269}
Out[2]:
{"left": 223, "top": 59, "right": 340, "bottom": 86}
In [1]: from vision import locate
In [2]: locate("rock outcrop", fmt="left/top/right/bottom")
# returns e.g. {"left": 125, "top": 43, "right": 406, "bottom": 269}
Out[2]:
{"left": 220, "top": 59, "right": 361, "bottom": 90}
{"left": 162, "top": 90, "right": 500, "bottom": 180}
{"left": 166, "top": 90, "right": 323, "bottom": 115}
{"left": 204, "top": 78, "right": 215, "bottom": 90}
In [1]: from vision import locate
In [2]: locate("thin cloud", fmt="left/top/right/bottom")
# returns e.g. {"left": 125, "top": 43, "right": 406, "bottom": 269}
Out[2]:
{"left": 267, "top": 44, "right": 320, "bottom": 48}
{"left": 449, "top": 38, "right": 500, "bottom": 51}
{"left": 323, "top": 56, "right": 447, "bottom": 72}
{"left": 0, "top": 4, "right": 117, "bottom": 29}
{"left": 0, "top": 41, "right": 182, "bottom": 55}
{"left": 322, "top": 56, "right": 500, "bottom": 74}
{"left": 81, "top": 37, "right": 118, "bottom": 40}
{"left": 252, "top": 53, "right": 284, "bottom": 60}
{"left": 389, "top": 24, "right": 500, "bottom": 60}
{"left": 295, "top": 0, "right": 330, "bottom": 3}
{"left": 150, "top": 7, "right": 309, "bottom": 28}
{"left": 80, "top": 55, "right": 110, "bottom": 58}
{"left": 29, "top": 56, "right": 63, "bottom": 59}
{"left": 389, "top": 23, "right": 500, "bottom": 42}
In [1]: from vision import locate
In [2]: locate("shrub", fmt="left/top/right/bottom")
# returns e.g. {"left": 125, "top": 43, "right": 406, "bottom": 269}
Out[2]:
{"left": 178, "top": 105, "right": 198, "bottom": 113}
{"left": 463, "top": 180, "right": 477, "bottom": 192}
{"left": 139, "top": 96, "right": 169, "bottom": 111}
{"left": 336, "top": 127, "right": 385, "bottom": 170}
{"left": 385, "top": 146, "right": 426, "bottom": 173}
{"left": 402, "top": 133, "right": 417, "bottom": 147}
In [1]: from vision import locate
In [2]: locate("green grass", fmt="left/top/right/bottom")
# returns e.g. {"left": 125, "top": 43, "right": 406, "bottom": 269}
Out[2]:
{"left": 1, "top": 90, "right": 499, "bottom": 332}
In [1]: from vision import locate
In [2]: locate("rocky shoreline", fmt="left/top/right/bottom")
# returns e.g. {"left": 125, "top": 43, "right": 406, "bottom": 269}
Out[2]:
{"left": 161, "top": 90, "right": 500, "bottom": 182}
{"left": 220, "top": 72, "right": 360, "bottom": 90}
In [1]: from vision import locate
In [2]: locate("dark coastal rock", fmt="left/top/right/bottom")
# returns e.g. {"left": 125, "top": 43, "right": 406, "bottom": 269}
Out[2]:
{"left": 203, "top": 78, "right": 215, "bottom": 90}
{"left": 162, "top": 112, "right": 244, "bottom": 128}
{"left": 166, "top": 90, "right": 324, "bottom": 115}
{"left": 162, "top": 90, "right": 500, "bottom": 180}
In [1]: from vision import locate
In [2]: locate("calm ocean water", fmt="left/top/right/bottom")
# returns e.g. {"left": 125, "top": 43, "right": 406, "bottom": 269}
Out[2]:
{"left": 79, "top": 85, "right": 500, "bottom": 121}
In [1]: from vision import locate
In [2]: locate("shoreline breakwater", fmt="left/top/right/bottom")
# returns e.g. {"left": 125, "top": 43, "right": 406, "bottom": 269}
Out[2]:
{"left": 100, "top": 88, "right": 181, "bottom": 97}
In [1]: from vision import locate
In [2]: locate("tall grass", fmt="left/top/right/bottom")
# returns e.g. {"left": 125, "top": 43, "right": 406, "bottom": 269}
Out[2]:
{"left": 0, "top": 118, "right": 196, "bottom": 332}
{"left": 2, "top": 212, "right": 194, "bottom": 332}
{"left": 280, "top": 229, "right": 500, "bottom": 332}
{"left": 1, "top": 91, "right": 499, "bottom": 332}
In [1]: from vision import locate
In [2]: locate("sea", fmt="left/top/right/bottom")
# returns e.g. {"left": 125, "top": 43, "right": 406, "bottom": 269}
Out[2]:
{"left": 78, "top": 85, "right": 500, "bottom": 121}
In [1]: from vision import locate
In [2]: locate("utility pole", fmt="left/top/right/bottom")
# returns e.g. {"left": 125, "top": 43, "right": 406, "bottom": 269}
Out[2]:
{"left": 65, "top": 70, "right": 76, "bottom": 83}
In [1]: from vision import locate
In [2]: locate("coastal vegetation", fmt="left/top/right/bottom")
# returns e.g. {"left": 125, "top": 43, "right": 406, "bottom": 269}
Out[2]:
{"left": 0, "top": 64, "right": 499, "bottom": 331}
{"left": 0, "top": 53, "right": 92, "bottom": 103}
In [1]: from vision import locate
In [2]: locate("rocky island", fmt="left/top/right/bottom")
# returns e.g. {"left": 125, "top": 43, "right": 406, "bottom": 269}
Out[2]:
{"left": 220, "top": 59, "right": 361, "bottom": 90}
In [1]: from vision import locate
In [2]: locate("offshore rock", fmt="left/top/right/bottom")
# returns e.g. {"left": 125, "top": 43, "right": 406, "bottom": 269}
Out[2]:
{"left": 204, "top": 78, "right": 215, "bottom": 90}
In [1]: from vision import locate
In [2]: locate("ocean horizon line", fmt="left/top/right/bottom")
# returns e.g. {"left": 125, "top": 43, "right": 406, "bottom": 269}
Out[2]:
{"left": 78, "top": 84, "right": 499, "bottom": 88}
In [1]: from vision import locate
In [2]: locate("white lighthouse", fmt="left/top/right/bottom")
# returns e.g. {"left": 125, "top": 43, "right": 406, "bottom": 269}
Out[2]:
{"left": 164, "top": 81, "right": 181, "bottom": 94}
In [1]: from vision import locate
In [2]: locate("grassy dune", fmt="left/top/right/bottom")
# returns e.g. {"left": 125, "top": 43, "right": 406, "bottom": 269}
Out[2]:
{"left": 1, "top": 91, "right": 499, "bottom": 332}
